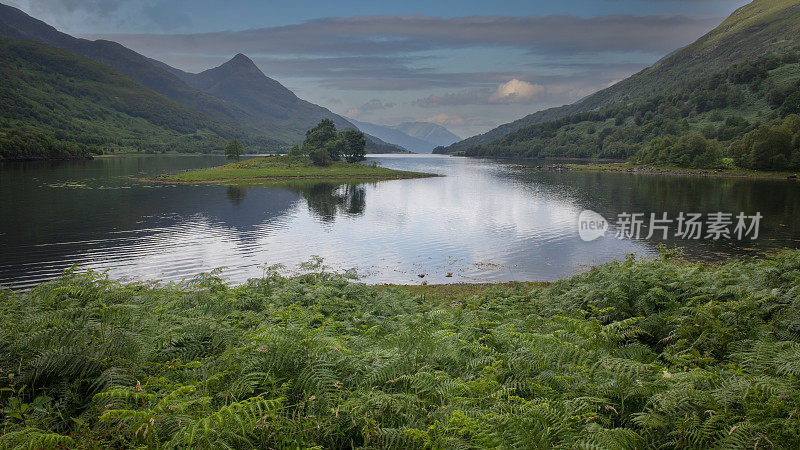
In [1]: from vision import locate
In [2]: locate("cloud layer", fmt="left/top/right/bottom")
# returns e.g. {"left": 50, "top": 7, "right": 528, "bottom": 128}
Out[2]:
{"left": 80, "top": 11, "right": 728, "bottom": 136}
{"left": 345, "top": 99, "right": 396, "bottom": 118}
{"left": 96, "top": 13, "right": 720, "bottom": 57}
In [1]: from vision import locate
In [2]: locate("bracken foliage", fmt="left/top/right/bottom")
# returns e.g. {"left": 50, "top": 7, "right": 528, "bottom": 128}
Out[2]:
{"left": 2, "top": 251, "right": 800, "bottom": 448}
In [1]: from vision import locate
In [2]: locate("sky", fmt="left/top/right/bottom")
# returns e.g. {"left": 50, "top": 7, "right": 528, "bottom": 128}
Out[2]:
{"left": 7, "top": 0, "right": 751, "bottom": 138}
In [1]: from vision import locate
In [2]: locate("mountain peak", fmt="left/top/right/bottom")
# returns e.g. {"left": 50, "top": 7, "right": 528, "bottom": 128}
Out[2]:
{"left": 214, "top": 53, "right": 262, "bottom": 75}
{"left": 230, "top": 53, "right": 253, "bottom": 65}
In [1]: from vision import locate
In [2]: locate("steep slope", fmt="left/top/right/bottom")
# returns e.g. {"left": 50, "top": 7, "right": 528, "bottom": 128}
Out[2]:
{"left": 167, "top": 54, "right": 408, "bottom": 153}
{"left": 0, "top": 3, "right": 402, "bottom": 153}
{"left": 441, "top": 0, "right": 800, "bottom": 153}
{"left": 460, "top": 50, "right": 800, "bottom": 171}
{"left": 0, "top": 3, "right": 250, "bottom": 128}
{"left": 173, "top": 54, "right": 354, "bottom": 140}
{"left": 361, "top": 134, "right": 411, "bottom": 154}
{"left": 0, "top": 39, "right": 229, "bottom": 160}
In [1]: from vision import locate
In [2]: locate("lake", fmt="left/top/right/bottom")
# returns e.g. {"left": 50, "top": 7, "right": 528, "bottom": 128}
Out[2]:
{"left": 2, "top": 154, "right": 799, "bottom": 289}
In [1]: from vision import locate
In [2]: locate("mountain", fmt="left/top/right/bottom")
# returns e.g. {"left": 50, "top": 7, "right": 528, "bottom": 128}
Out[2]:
{"left": 394, "top": 122, "right": 461, "bottom": 148}
{"left": 164, "top": 54, "right": 407, "bottom": 154}
{"left": 165, "top": 54, "right": 354, "bottom": 141}
{"left": 350, "top": 119, "right": 460, "bottom": 153}
{"left": 0, "top": 38, "right": 230, "bottom": 160}
{"left": 0, "top": 3, "right": 250, "bottom": 128}
{"left": 440, "top": 0, "right": 800, "bottom": 171}
{"left": 349, "top": 120, "right": 433, "bottom": 153}
{"left": 440, "top": 0, "right": 800, "bottom": 154}
{"left": 0, "top": 3, "right": 407, "bottom": 154}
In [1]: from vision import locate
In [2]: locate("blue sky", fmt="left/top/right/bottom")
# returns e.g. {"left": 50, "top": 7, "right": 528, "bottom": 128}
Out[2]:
{"left": 8, "top": 0, "right": 750, "bottom": 137}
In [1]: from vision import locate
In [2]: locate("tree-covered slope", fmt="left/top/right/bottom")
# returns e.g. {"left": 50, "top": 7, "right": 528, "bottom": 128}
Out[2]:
{"left": 0, "top": 39, "right": 234, "bottom": 160}
{"left": 0, "top": 3, "right": 404, "bottom": 154}
{"left": 440, "top": 0, "right": 800, "bottom": 154}
{"left": 0, "top": 3, "right": 251, "bottom": 128}
{"left": 462, "top": 52, "right": 800, "bottom": 170}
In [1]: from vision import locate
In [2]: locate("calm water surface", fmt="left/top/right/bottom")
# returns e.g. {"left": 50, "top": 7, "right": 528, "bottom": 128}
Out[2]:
{"left": 2, "top": 154, "right": 799, "bottom": 289}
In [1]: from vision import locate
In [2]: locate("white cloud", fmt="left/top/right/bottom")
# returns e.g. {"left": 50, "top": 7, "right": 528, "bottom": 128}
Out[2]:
{"left": 489, "top": 79, "right": 545, "bottom": 103}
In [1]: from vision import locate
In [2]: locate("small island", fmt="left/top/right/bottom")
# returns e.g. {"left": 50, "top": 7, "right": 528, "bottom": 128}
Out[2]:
{"left": 152, "top": 119, "right": 438, "bottom": 183}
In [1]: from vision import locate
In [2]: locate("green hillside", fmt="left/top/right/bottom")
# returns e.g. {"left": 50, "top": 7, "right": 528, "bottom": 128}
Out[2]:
{"left": 440, "top": 0, "right": 800, "bottom": 155}
{"left": 0, "top": 39, "right": 235, "bottom": 160}
{"left": 463, "top": 52, "right": 800, "bottom": 170}
{"left": 0, "top": 4, "right": 406, "bottom": 156}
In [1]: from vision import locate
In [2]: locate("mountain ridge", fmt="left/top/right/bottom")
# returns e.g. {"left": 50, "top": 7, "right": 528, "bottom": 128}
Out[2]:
{"left": 170, "top": 53, "right": 407, "bottom": 153}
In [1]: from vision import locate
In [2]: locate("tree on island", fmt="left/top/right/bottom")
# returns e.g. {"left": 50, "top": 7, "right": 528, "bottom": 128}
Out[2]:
{"left": 225, "top": 139, "right": 244, "bottom": 162}
{"left": 301, "top": 119, "right": 367, "bottom": 166}
{"left": 339, "top": 129, "right": 366, "bottom": 163}
{"left": 309, "top": 148, "right": 331, "bottom": 166}
{"left": 303, "top": 119, "right": 337, "bottom": 157}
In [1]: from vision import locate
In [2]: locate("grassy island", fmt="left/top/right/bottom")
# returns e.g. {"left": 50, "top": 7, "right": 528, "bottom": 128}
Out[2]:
{"left": 152, "top": 155, "right": 438, "bottom": 183}
{"left": 3, "top": 251, "right": 800, "bottom": 448}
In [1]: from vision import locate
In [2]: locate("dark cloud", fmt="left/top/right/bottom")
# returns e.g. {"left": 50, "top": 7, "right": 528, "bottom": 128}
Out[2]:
{"left": 345, "top": 99, "right": 396, "bottom": 118}
{"left": 414, "top": 88, "right": 493, "bottom": 107}
{"left": 421, "top": 113, "right": 498, "bottom": 128}
{"left": 6, "top": 0, "right": 191, "bottom": 33}
{"left": 93, "top": 13, "right": 720, "bottom": 57}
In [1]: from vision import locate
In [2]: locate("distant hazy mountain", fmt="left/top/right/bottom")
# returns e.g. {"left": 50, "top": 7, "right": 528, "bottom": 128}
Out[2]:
{"left": 349, "top": 119, "right": 460, "bottom": 153}
{"left": 0, "top": 3, "right": 408, "bottom": 154}
{"left": 394, "top": 122, "right": 461, "bottom": 148}
{"left": 349, "top": 120, "right": 431, "bottom": 153}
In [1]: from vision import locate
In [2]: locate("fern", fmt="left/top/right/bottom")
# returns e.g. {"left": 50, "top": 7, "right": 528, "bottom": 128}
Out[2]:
{"left": 3, "top": 253, "right": 800, "bottom": 447}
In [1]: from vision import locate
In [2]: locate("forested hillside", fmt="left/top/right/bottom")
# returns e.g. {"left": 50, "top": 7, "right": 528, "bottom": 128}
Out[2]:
{"left": 463, "top": 53, "right": 800, "bottom": 170}
{"left": 0, "top": 39, "right": 234, "bottom": 160}
{"left": 0, "top": 3, "right": 407, "bottom": 158}
{"left": 439, "top": 0, "right": 800, "bottom": 167}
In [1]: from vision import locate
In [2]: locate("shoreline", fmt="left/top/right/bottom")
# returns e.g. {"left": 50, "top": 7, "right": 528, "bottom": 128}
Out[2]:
{"left": 514, "top": 161, "right": 799, "bottom": 180}
{"left": 144, "top": 173, "right": 442, "bottom": 184}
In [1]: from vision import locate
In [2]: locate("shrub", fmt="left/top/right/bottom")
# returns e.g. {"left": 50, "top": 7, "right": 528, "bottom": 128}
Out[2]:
{"left": 309, "top": 147, "right": 331, "bottom": 166}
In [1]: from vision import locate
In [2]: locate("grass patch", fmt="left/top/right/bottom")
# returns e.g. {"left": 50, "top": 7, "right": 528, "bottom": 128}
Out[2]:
{"left": 150, "top": 155, "right": 439, "bottom": 183}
